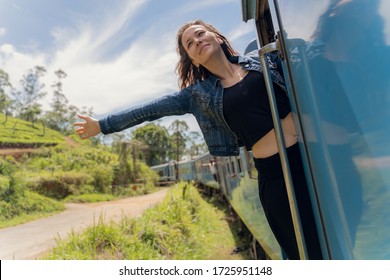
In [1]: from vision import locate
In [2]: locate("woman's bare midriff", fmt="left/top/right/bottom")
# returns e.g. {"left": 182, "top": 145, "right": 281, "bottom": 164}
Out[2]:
{"left": 252, "top": 112, "right": 298, "bottom": 159}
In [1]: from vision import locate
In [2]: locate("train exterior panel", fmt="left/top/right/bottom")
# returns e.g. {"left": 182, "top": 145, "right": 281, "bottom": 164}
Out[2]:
{"left": 193, "top": 153, "right": 219, "bottom": 190}
{"left": 216, "top": 149, "right": 283, "bottom": 259}
{"left": 150, "top": 162, "right": 176, "bottom": 185}
{"left": 177, "top": 159, "right": 196, "bottom": 181}
{"left": 243, "top": 0, "right": 390, "bottom": 259}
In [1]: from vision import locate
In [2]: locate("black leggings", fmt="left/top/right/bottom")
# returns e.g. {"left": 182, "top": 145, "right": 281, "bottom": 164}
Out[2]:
{"left": 254, "top": 143, "right": 322, "bottom": 260}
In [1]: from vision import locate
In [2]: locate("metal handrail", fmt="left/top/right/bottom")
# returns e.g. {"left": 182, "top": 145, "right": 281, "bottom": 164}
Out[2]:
{"left": 259, "top": 40, "right": 308, "bottom": 260}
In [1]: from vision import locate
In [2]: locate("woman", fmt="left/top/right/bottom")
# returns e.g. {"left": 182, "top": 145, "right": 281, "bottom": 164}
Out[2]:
{"left": 74, "top": 20, "right": 322, "bottom": 259}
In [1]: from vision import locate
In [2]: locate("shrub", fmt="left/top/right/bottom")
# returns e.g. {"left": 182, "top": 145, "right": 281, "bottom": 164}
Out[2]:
{"left": 27, "top": 172, "right": 94, "bottom": 199}
{"left": 0, "top": 157, "right": 17, "bottom": 176}
{"left": 0, "top": 190, "right": 64, "bottom": 223}
{"left": 0, "top": 175, "right": 10, "bottom": 199}
{"left": 89, "top": 165, "right": 113, "bottom": 193}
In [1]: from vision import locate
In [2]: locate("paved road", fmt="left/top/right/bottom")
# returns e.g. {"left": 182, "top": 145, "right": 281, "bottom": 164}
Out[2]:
{"left": 0, "top": 188, "right": 170, "bottom": 260}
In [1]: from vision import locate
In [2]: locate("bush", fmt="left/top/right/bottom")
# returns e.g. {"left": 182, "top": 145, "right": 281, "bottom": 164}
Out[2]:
{"left": 27, "top": 172, "right": 94, "bottom": 199}
{"left": 0, "top": 157, "right": 17, "bottom": 176}
{"left": 0, "top": 175, "right": 10, "bottom": 199}
{"left": 0, "top": 188, "right": 64, "bottom": 223}
{"left": 89, "top": 165, "right": 113, "bottom": 193}
{"left": 0, "top": 200, "right": 13, "bottom": 221}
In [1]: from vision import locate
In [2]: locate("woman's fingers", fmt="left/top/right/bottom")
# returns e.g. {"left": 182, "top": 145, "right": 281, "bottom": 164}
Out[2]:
{"left": 73, "top": 121, "right": 85, "bottom": 128}
{"left": 74, "top": 113, "right": 101, "bottom": 139}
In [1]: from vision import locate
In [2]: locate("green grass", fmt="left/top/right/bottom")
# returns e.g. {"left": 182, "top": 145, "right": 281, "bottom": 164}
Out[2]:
{"left": 0, "top": 113, "right": 64, "bottom": 146}
{"left": 0, "top": 189, "right": 65, "bottom": 229}
{"left": 43, "top": 183, "right": 251, "bottom": 260}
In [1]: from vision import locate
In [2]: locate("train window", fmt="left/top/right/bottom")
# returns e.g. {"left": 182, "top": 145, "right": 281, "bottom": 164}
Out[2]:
{"left": 226, "top": 158, "right": 231, "bottom": 174}
{"left": 230, "top": 158, "right": 236, "bottom": 175}
{"left": 244, "top": 148, "right": 257, "bottom": 179}
{"left": 237, "top": 157, "right": 243, "bottom": 174}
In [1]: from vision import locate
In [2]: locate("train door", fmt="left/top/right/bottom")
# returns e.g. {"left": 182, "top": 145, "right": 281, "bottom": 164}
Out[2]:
{"left": 243, "top": 0, "right": 390, "bottom": 259}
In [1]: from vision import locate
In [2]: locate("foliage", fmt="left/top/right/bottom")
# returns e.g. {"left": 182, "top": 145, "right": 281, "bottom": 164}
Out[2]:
{"left": 0, "top": 113, "right": 64, "bottom": 146}
{"left": 63, "top": 193, "right": 115, "bottom": 203}
{"left": 0, "top": 162, "right": 64, "bottom": 226}
{"left": 132, "top": 123, "right": 171, "bottom": 166}
{"left": 187, "top": 131, "right": 208, "bottom": 158}
{"left": 26, "top": 171, "right": 95, "bottom": 200}
{"left": 24, "top": 142, "right": 117, "bottom": 172}
{"left": 11, "top": 66, "right": 47, "bottom": 125}
{"left": 168, "top": 120, "right": 189, "bottom": 161}
{"left": 0, "top": 69, "right": 12, "bottom": 114}
{"left": 44, "top": 183, "right": 250, "bottom": 260}
{"left": 1, "top": 127, "right": 161, "bottom": 202}
{"left": 44, "top": 69, "right": 70, "bottom": 131}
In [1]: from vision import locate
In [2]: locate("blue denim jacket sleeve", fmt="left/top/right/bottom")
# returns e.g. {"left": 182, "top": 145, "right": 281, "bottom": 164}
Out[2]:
{"left": 99, "top": 88, "right": 192, "bottom": 134}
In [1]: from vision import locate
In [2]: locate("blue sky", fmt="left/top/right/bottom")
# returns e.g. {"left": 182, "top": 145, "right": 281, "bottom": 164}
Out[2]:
{"left": 0, "top": 0, "right": 257, "bottom": 132}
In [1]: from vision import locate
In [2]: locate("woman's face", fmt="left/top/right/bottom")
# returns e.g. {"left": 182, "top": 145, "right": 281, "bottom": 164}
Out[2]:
{"left": 181, "top": 24, "right": 223, "bottom": 66}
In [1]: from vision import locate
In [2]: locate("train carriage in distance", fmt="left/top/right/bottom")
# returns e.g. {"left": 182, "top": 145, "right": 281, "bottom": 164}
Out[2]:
{"left": 150, "top": 162, "right": 177, "bottom": 186}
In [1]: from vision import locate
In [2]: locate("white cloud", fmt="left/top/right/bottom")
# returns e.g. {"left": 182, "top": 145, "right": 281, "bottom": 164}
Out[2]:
{"left": 178, "top": 0, "right": 236, "bottom": 13}
{"left": 228, "top": 20, "right": 254, "bottom": 42}
{"left": 0, "top": 44, "right": 46, "bottom": 85}
{"left": 380, "top": 0, "right": 390, "bottom": 45}
{"left": 45, "top": 0, "right": 178, "bottom": 116}
{"left": 0, "top": 27, "right": 6, "bottom": 37}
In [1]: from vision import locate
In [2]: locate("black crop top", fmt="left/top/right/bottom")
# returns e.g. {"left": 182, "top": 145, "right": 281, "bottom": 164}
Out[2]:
{"left": 223, "top": 70, "right": 291, "bottom": 150}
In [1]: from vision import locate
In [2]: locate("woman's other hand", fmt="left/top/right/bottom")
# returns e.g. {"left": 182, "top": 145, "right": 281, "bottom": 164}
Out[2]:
{"left": 74, "top": 114, "right": 101, "bottom": 139}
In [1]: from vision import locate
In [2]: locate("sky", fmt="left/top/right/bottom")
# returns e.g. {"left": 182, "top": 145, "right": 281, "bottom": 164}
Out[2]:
{"left": 0, "top": 0, "right": 257, "bottom": 133}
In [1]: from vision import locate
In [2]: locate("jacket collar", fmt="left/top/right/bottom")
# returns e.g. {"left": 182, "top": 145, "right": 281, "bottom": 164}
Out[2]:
{"left": 207, "top": 55, "right": 253, "bottom": 89}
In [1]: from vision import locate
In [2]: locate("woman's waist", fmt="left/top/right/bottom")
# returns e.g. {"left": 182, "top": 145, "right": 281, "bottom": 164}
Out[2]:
{"left": 252, "top": 112, "right": 297, "bottom": 158}
{"left": 253, "top": 142, "right": 304, "bottom": 180}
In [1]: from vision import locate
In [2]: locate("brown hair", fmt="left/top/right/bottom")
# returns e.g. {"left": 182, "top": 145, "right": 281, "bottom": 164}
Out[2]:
{"left": 176, "top": 19, "right": 238, "bottom": 89}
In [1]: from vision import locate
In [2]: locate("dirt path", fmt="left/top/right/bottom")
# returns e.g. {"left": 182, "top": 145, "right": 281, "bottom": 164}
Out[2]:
{"left": 0, "top": 188, "right": 170, "bottom": 260}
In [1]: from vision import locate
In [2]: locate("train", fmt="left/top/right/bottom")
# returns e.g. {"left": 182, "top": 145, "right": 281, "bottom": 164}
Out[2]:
{"left": 155, "top": 0, "right": 390, "bottom": 260}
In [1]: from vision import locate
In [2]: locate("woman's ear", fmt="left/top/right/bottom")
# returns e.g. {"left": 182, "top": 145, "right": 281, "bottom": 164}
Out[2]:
{"left": 217, "top": 37, "right": 224, "bottom": 45}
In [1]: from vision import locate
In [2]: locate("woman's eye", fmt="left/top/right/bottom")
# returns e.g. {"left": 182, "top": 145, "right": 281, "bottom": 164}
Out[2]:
{"left": 188, "top": 42, "right": 193, "bottom": 48}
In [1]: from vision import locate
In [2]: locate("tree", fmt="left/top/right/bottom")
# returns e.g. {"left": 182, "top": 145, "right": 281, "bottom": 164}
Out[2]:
{"left": 11, "top": 66, "right": 47, "bottom": 126}
{"left": 128, "top": 139, "right": 147, "bottom": 181}
{"left": 187, "top": 131, "right": 207, "bottom": 158}
{"left": 0, "top": 69, "right": 13, "bottom": 123}
{"left": 115, "top": 141, "right": 133, "bottom": 186}
{"left": 45, "top": 69, "right": 69, "bottom": 131}
{"left": 168, "top": 120, "right": 189, "bottom": 161}
{"left": 132, "top": 123, "right": 171, "bottom": 166}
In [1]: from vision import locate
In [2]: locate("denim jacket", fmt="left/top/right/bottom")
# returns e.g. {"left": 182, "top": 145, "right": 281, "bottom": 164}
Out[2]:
{"left": 99, "top": 55, "right": 286, "bottom": 156}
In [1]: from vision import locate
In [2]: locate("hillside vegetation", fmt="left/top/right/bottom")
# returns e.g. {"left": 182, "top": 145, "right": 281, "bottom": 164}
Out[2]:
{"left": 0, "top": 113, "right": 64, "bottom": 147}
{"left": 0, "top": 115, "right": 159, "bottom": 228}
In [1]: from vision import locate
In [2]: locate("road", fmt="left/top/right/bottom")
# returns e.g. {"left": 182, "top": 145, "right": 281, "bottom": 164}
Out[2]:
{"left": 0, "top": 187, "right": 170, "bottom": 260}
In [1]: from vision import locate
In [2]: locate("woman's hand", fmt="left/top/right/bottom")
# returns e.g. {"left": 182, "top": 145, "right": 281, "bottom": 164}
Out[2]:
{"left": 74, "top": 114, "right": 101, "bottom": 139}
